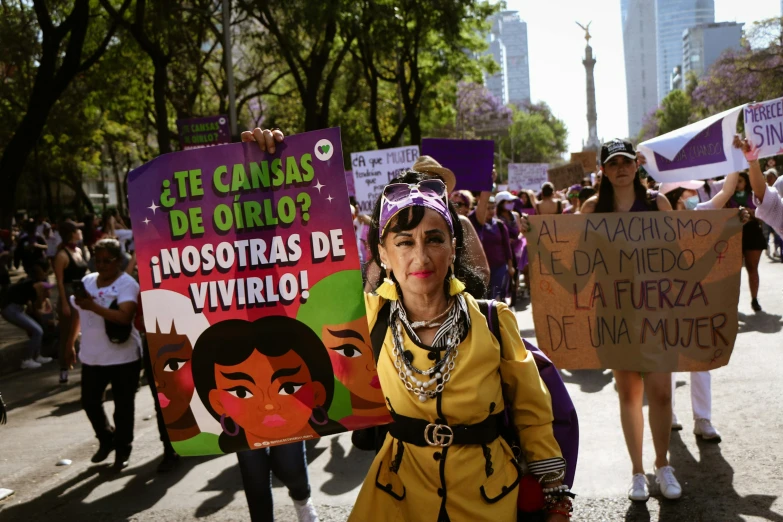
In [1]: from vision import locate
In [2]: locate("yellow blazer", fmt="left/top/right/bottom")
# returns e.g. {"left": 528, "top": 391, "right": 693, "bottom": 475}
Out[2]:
{"left": 348, "top": 292, "right": 563, "bottom": 522}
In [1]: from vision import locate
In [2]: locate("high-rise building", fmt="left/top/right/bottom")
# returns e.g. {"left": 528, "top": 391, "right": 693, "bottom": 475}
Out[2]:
{"left": 483, "top": 11, "right": 531, "bottom": 106}
{"left": 621, "top": 0, "right": 659, "bottom": 139}
{"left": 655, "top": 0, "right": 714, "bottom": 102}
{"left": 683, "top": 22, "right": 744, "bottom": 79}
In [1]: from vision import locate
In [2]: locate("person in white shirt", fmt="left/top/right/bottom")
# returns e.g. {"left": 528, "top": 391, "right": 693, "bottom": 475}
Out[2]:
{"left": 660, "top": 172, "right": 749, "bottom": 445}
{"left": 70, "top": 238, "right": 142, "bottom": 472}
{"left": 741, "top": 137, "right": 783, "bottom": 239}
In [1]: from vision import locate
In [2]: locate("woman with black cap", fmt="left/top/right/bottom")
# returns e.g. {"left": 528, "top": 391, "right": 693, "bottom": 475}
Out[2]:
{"left": 581, "top": 139, "right": 681, "bottom": 503}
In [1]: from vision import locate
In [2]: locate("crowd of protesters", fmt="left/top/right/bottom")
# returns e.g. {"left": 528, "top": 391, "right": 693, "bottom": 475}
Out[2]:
{"left": 352, "top": 150, "right": 780, "bottom": 317}
{"left": 1, "top": 128, "right": 781, "bottom": 521}
{"left": 342, "top": 135, "right": 779, "bottom": 507}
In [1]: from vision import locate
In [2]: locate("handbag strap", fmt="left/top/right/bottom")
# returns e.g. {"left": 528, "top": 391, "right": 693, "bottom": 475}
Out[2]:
{"left": 477, "top": 299, "right": 502, "bottom": 355}
{"left": 371, "top": 300, "right": 392, "bottom": 363}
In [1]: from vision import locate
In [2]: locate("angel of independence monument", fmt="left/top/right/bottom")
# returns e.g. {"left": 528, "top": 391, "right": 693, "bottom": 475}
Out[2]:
{"left": 578, "top": 22, "right": 601, "bottom": 152}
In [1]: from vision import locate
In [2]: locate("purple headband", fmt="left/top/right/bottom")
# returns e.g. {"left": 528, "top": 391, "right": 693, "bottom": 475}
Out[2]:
{"left": 379, "top": 180, "right": 453, "bottom": 239}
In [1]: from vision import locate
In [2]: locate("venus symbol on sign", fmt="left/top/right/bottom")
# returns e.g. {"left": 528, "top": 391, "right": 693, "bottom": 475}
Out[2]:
{"left": 540, "top": 280, "right": 555, "bottom": 295}
{"left": 714, "top": 241, "right": 728, "bottom": 264}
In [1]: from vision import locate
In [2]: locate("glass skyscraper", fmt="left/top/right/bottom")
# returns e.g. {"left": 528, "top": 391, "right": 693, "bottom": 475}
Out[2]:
{"left": 483, "top": 11, "right": 531, "bottom": 107}
{"left": 621, "top": 0, "right": 659, "bottom": 138}
{"left": 655, "top": 0, "right": 715, "bottom": 103}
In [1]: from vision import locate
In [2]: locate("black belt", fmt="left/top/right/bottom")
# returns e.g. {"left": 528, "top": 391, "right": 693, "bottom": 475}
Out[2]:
{"left": 388, "top": 412, "right": 503, "bottom": 447}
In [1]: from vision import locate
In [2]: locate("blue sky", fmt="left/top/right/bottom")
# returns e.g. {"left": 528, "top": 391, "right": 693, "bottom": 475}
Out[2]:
{"left": 504, "top": 0, "right": 782, "bottom": 153}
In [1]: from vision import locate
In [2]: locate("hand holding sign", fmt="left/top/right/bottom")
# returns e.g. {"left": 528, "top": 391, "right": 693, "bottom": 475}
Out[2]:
{"left": 129, "top": 128, "right": 391, "bottom": 456}
{"left": 242, "top": 127, "right": 285, "bottom": 154}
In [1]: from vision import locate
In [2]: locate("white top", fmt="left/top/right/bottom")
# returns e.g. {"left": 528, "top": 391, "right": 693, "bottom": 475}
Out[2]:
{"left": 697, "top": 179, "right": 724, "bottom": 203}
{"left": 71, "top": 272, "right": 141, "bottom": 366}
{"left": 774, "top": 176, "right": 783, "bottom": 199}
{"left": 755, "top": 185, "right": 783, "bottom": 238}
{"left": 695, "top": 199, "right": 719, "bottom": 211}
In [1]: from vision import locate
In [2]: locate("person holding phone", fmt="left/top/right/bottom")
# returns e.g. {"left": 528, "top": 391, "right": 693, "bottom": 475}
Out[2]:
{"left": 69, "top": 238, "right": 142, "bottom": 471}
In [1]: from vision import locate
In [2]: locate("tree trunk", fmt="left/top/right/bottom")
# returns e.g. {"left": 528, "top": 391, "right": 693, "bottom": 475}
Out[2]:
{"left": 64, "top": 177, "right": 95, "bottom": 215}
{"left": 43, "top": 172, "right": 55, "bottom": 220}
{"left": 0, "top": 0, "right": 122, "bottom": 226}
{"left": 107, "top": 142, "right": 126, "bottom": 216}
{"left": 153, "top": 61, "right": 172, "bottom": 154}
{"left": 0, "top": 93, "right": 62, "bottom": 225}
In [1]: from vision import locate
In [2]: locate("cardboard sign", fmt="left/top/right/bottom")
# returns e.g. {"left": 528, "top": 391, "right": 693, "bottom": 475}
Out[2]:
{"left": 526, "top": 211, "right": 742, "bottom": 372}
{"left": 176, "top": 115, "right": 231, "bottom": 150}
{"left": 128, "top": 128, "right": 391, "bottom": 456}
{"left": 570, "top": 151, "right": 597, "bottom": 174}
{"left": 421, "top": 138, "right": 494, "bottom": 191}
{"left": 350, "top": 146, "right": 419, "bottom": 213}
{"left": 508, "top": 163, "right": 549, "bottom": 192}
{"left": 745, "top": 97, "right": 783, "bottom": 159}
{"left": 638, "top": 105, "right": 748, "bottom": 182}
{"left": 547, "top": 163, "right": 585, "bottom": 190}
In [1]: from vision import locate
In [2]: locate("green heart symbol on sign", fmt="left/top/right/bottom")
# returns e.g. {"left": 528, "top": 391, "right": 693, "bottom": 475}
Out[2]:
{"left": 319, "top": 144, "right": 330, "bottom": 154}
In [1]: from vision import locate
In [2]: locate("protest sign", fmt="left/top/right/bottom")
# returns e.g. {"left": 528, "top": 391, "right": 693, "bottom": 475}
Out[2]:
{"left": 345, "top": 170, "right": 356, "bottom": 198}
{"left": 744, "top": 97, "right": 783, "bottom": 159}
{"left": 547, "top": 163, "right": 584, "bottom": 190}
{"left": 508, "top": 163, "right": 549, "bottom": 192}
{"left": 350, "top": 146, "right": 419, "bottom": 213}
{"left": 176, "top": 115, "right": 231, "bottom": 150}
{"left": 638, "top": 105, "right": 748, "bottom": 182}
{"left": 570, "top": 151, "right": 597, "bottom": 174}
{"left": 526, "top": 211, "right": 742, "bottom": 372}
{"left": 128, "top": 128, "right": 391, "bottom": 456}
{"left": 421, "top": 138, "right": 494, "bottom": 191}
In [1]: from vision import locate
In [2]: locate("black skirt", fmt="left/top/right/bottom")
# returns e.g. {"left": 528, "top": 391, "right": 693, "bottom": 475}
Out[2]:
{"left": 742, "top": 220, "right": 767, "bottom": 252}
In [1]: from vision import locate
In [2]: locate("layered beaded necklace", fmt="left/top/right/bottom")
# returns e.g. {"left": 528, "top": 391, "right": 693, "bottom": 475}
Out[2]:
{"left": 389, "top": 296, "right": 468, "bottom": 402}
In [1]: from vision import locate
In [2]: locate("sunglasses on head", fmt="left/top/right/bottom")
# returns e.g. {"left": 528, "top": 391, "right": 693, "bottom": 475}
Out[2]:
{"left": 382, "top": 179, "right": 447, "bottom": 203}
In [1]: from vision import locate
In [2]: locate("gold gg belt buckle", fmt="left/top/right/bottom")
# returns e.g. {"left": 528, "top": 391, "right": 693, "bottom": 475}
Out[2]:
{"left": 424, "top": 423, "right": 454, "bottom": 447}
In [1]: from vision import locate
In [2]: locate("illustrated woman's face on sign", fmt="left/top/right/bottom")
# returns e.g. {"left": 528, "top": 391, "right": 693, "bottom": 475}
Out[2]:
{"left": 208, "top": 348, "right": 326, "bottom": 440}
{"left": 321, "top": 317, "right": 383, "bottom": 403}
{"left": 147, "top": 328, "right": 195, "bottom": 427}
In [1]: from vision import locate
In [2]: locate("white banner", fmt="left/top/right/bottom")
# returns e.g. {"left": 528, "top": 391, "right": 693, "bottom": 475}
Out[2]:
{"left": 508, "top": 163, "right": 549, "bottom": 191}
{"left": 350, "top": 146, "right": 420, "bottom": 213}
{"left": 745, "top": 97, "right": 783, "bottom": 160}
{"left": 638, "top": 105, "right": 748, "bottom": 182}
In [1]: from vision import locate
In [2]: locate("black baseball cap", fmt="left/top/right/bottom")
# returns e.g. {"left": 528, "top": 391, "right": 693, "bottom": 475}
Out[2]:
{"left": 600, "top": 139, "right": 636, "bottom": 165}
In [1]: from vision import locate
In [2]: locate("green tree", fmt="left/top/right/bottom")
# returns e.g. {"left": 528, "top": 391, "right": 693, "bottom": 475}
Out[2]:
{"left": 349, "top": 0, "right": 497, "bottom": 148}
{"left": 656, "top": 89, "right": 693, "bottom": 135}
{"left": 0, "top": 0, "right": 128, "bottom": 225}
{"left": 502, "top": 102, "right": 568, "bottom": 164}
{"left": 238, "top": 0, "right": 357, "bottom": 132}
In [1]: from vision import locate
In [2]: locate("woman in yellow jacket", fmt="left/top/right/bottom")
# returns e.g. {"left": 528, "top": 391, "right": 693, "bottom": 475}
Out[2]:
{"left": 242, "top": 128, "right": 570, "bottom": 522}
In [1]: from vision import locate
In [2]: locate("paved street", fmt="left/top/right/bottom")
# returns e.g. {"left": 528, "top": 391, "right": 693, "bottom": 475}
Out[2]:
{"left": 0, "top": 257, "right": 781, "bottom": 522}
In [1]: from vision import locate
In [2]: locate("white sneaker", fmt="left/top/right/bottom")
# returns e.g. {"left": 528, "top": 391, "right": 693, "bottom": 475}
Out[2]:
{"left": 628, "top": 473, "right": 649, "bottom": 502}
{"left": 293, "top": 498, "right": 319, "bottom": 522}
{"left": 671, "top": 413, "right": 683, "bottom": 431}
{"left": 20, "top": 359, "right": 42, "bottom": 370}
{"left": 0, "top": 488, "right": 14, "bottom": 501}
{"left": 694, "top": 418, "right": 721, "bottom": 442}
{"left": 34, "top": 355, "right": 53, "bottom": 364}
{"left": 655, "top": 466, "right": 682, "bottom": 499}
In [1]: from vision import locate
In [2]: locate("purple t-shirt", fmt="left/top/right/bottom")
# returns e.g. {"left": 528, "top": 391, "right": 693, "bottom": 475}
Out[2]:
{"left": 469, "top": 211, "right": 512, "bottom": 268}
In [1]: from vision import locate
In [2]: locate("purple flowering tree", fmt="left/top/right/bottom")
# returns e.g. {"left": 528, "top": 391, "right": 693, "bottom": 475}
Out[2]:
{"left": 692, "top": 18, "right": 783, "bottom": 114}
{"left": 456, "top": 81, "right": 512, "bottom": 138}
{"left": 636, "top": 107, "right": 660, "bottom": 142}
